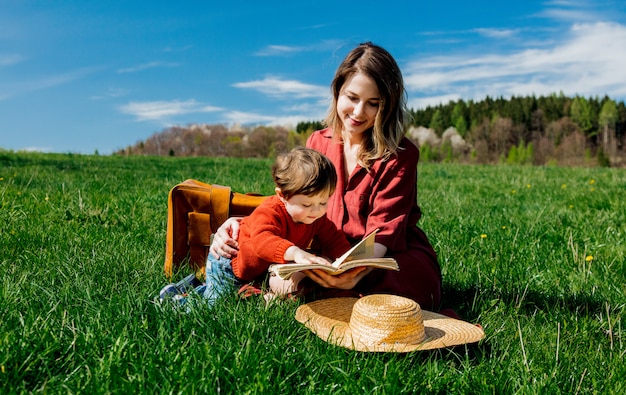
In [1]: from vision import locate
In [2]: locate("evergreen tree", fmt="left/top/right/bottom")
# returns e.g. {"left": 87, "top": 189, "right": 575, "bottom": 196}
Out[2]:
{"left": 599, "top": 98, "right": 617, "bottom": 131}
{"left": 451, "top": 102, "right": 468, "bottom": 137}
{"left": 429, "top": 109, "right": 446, "bottom": 135}
{"left": 599, "top": 98, "right": 618, "bottom": 156}
{"left": 506, "top": 145, "right": 518, "bottom": 165}
{"left": 570, "top": 96, "right": 596, "bottom": 136}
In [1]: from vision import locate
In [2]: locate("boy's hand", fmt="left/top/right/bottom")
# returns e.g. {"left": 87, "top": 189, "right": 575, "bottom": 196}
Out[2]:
{"left": 286, "top": 246, "right": 332, "bottom": 266}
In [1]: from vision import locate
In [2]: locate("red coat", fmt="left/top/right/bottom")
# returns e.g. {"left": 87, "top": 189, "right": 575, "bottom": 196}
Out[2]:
{"left": 232, "top": 195, "right": 351, "bottom": 282}
{"left": 307, "top": 128, "right": 442, "bottom": 310}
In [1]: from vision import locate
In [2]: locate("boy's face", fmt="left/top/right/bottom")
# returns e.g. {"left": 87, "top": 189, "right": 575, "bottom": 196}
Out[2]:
{"left": 279, "top": 191, "right": 330, "bottom": 224}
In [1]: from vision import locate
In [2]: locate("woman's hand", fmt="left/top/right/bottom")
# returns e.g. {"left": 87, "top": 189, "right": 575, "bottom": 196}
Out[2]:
{"left": 209, "top": 217, "right": 243, "bottom": 259}
{"left": 303, "top": 266, "right": 373, "bottom": 290}
{"left": 300, "top": 241, "right": 385, "bottom": 290}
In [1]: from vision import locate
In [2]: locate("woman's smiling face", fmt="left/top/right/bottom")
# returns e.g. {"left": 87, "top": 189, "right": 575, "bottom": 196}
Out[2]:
{"left": 336, "top": 72, "right": 381, "bottom": 140}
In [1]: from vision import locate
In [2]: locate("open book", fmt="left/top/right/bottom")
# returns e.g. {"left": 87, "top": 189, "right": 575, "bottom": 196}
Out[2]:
{"left": 268, "top": 229, "right": 399, "bottom": 280}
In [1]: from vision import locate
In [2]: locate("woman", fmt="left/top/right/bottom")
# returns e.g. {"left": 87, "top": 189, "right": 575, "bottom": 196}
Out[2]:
{"left": 211, "top": 42, "right": 442, "bottom": 311}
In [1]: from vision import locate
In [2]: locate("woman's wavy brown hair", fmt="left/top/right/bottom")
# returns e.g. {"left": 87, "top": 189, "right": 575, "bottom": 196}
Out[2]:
{"left": 324, "top": 42, "right": 408, "bottom": 170}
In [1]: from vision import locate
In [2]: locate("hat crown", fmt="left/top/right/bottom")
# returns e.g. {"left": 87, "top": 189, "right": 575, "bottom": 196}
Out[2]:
{"left": 349, "top": 294, "right": 426, "bottom": 348}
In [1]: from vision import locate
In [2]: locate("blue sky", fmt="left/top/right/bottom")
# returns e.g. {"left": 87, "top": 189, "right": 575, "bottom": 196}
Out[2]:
{"left": 2, "top": 0, "right": 626, "bottom": 154}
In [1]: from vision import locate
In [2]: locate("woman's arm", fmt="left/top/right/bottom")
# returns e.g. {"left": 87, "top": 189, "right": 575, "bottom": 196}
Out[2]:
{"left": 209, "top": 217, "right": 243, "bottom": 259}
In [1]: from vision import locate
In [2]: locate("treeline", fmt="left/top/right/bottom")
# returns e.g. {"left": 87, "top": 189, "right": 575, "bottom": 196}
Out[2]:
{"left": 119, "top": 124, "right": 308, "bottom": 159}
{"left": 118, "top": 93, "right": 626, "bottom": 167}
{"left": 409, "top": 93, "right": 625, "bottom": 166}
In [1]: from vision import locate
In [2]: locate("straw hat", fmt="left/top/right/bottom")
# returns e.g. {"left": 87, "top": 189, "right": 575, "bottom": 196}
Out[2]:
{"left": 295, "top": 294, "right": 484, "bottom": 352}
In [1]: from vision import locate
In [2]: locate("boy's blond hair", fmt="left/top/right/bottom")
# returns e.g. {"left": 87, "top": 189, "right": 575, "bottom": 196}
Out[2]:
{"left": 272, "top": 147, "right": 338, "bottom": 200}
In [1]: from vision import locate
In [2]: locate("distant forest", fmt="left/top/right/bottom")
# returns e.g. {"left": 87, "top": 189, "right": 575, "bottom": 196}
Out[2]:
{"left": 119, "top": 93, "right": 626, "bottom": 167}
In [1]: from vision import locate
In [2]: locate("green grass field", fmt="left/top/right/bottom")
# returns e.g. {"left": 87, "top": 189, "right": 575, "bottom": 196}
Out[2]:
{"left": 1, "top": 152, "right": 624, "bottom": 394}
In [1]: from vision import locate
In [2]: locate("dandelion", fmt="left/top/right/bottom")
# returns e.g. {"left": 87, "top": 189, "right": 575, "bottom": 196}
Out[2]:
{"left": 590, "top": 187, "right": 595, "bottom": 192}
{"left": 480, "top": 234, "right": 487, "bottom": 239}
{"left": 511, "top": 190, "right": 517, "bottom": 194}
{"left": 561, "top": 184, "right": 567, "bottom": 189}
{"left": 589, "top": 179, "right": 595, "bottom": 185}
{"left": 0, "top": 177, "right": 3, "bottom": 181}
{"left": 502, "top": 226, "right": 507, "bottom": 230}
{"left": 585, "top": 255, "right": 593, "bottom": 262}
{"left": 569, "top": 204, "right": 573, "bottom": 209}
{"left": 526, "top": 184, "right": 531, "bottom": 188}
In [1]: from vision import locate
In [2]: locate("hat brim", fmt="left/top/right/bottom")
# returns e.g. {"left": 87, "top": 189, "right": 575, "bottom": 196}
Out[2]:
{"left": 295, "top": 297, "right": 485, "bottom": 352}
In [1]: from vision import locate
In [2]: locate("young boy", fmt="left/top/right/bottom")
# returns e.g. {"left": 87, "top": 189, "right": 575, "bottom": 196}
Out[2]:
{"left": 203, "top": 147, "right": 351, "bottom": 304}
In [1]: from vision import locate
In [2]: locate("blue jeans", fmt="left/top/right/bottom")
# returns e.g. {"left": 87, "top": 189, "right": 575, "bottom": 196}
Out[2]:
{"left": 203, "top": 254, "right": 243, "bottom": 305}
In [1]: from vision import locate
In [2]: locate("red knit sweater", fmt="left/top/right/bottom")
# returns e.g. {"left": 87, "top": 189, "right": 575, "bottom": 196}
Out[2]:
{"left": 231, "top": 195, "right": 351, "bottom": 282}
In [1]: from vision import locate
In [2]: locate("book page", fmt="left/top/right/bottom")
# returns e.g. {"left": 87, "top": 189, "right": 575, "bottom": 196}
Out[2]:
{"left": 267, "top": 229, "right": 391, "bottom": 280}
{"left": 332, "top": 229, "right": 378, "bottom": 268}
{"left": 268, "top": 256, "right": 398, "bottom": 280}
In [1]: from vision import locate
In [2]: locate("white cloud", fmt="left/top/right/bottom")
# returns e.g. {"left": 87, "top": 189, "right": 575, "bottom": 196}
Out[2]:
{"left": 0, "top": 54, "right": 23, "bottom": 66}
{"left": 281, "top": 101, "right": 329, "bottom": 115}
{"left": 162, "top": 45, "right": 193, "bottom": 53}
{"left": 407, "top": 94, "right": 462, "bottom": 109}
{"left": 538, "top": 0, "right": 609, "bottom": 22}
{"left": 255, "top": 45, "right": 303, "bottom": 56}
{"left": 90, "top": 87, "right": 130, "bottom": 100}
{"left": 255, "top": 40, "right": 344, "bottom": 56}
{"left": 404, "top": 22, "right": 626, "bottom": 107}
{"left": 233, "top": 77, "right": 327, "bottom": 99}
{"left": 224, "top": 111, "right": 276, "bottom": 124}
{"left": 25, "top": 69, "right": 94, "bottom": 90}
{"left": 117, "top": 61, "right": 179, "bottom": 73}
{"left": 119, "top": 99, "right": 222, "bottom": 121}
{"left": 223, "top": 110, "right": 317, "bottom": 128}
{"left": 540, "top": 8, "right": 598, "bottom": 22}
{"left": 473, "top": 28, "right": 519, "bottom": 38}
{"left": 1, "top": 66, "right": 101, "bottom": 99}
